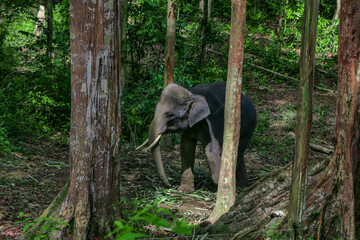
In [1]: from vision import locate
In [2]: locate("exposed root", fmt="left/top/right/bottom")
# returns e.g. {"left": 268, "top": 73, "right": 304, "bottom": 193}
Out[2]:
{"left": 33, "top": 180, "right": 70, "bottom": 236}
{"left": 199, "top": 157, "right": 329, "bottom": 239}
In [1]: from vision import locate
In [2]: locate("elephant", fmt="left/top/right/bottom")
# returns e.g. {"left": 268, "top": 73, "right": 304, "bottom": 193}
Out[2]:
{"left": 138, "top": 81, "right": 257, "bottom": 193}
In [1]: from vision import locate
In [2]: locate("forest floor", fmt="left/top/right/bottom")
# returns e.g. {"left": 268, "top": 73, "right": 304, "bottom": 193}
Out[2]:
{"left": 0, "top": 77, "right": 337, "bottom": 239}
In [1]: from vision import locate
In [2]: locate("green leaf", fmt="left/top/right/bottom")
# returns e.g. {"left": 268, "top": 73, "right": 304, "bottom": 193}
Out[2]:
{"left": 41, "top": 224, "right": 50, "bottom": 232}
{"left": 151, "top": 216, "right": 172, "bottom": 228}
{"left": 173, "top": 221, "right": 198, "bottom": 235}
{"left": 155, "top": 208, "right": 174, "bottom": 216}
{"left": 116, "top": 232, "right": 148, "bottom": 240}
{"left": 23, "top": 224, "right": 31, "bottom": 232}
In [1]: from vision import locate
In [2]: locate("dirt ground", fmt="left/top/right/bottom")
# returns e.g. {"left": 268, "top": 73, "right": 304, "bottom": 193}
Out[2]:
{"left": 0, "top": 78, "right": 336, "bottom": 239}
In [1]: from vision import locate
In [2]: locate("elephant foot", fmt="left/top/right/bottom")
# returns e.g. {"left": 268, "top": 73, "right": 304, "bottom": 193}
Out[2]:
{"left": 177, "top": 184, "right": 195, "bottom": 193}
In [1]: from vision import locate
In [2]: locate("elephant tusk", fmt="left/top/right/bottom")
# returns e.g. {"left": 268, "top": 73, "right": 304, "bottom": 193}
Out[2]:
{"left": 135, "top": 138, "right": 149, "bottom": 150}
{"left": 143, "top": 134, "right": 162, "bottom": 151}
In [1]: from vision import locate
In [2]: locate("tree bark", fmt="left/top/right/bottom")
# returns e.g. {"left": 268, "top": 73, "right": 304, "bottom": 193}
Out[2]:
{"left": 333, "top": 0, "right": 341, "bottom": 20}
{"left": 198, "top": 0, "right": 208, "bottom": 67}
{"left": 120, "top": 0, "right": 128, "bottom": 89}
{"left": 287, "top": 0, "right": 318, "bottom": 238}
{"left": 34, "top": 5, "right": 45, "bottom": 36}
{"left": 46, "top": 0, "right": 53, "bottom": 60}
{"left": 331, "top": 0, "right": 360, "bottom": 237}
{"left": 208, "top": 0, "right": 247, "bottom": 223}
{"left": 164, "top": 0, "right": 176, "bottom": 87}
{"left": 36, "top": 0, "right": 122, "bottom": 239}
{"left": 207, "top": 0, "right": 212, "bottom": 21}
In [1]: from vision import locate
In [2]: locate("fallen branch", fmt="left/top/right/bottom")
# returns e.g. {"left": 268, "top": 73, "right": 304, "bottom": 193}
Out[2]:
{"left": 288, "top": 132, "right": 333, "bottom": 155}
{"left": 309, "top": 143, "right": 333, "bottom": 155}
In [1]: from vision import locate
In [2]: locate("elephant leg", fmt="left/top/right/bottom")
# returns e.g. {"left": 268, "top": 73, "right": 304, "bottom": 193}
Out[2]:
{"left": 178, "top": 136, "right": 197, "bottom": 193}
{"left": 236, "top": 149, "right": 248, "bottom": 187}
{"left": 205, "top": 142, "right": 221, "bottom": 184}
{"left": 236, "top": 137, "right": 251, "bottom": 187}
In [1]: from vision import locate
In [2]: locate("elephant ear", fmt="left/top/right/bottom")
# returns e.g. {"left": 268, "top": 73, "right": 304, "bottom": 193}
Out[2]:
{"left": 188, "top": 94, "right": 211, "bottom": 128}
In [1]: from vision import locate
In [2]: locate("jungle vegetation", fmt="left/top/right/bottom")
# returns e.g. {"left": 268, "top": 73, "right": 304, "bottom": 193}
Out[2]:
{"left": 1, "top": 0, "right": 358, "bottom": 239}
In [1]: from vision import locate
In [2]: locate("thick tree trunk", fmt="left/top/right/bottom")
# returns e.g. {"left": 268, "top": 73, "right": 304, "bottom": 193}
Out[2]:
{"left": 36, "top": 1, "right": 122, "bottom": 239}
{"left": 208, "top": 0, "right": 247, "bottom": 223}
{"left": 201, "top": 0, "right": 359, "bottom": 239}
{"left": 287, "top": 0, "right": 318, "bottom": 238}
{"left": 330, "top": 0, "right": 360, "bottom": 237}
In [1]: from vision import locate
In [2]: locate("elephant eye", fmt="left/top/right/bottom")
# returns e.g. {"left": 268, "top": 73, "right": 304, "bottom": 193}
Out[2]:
{"left": 165, "top": 112, "right": 175, "bottom": 119}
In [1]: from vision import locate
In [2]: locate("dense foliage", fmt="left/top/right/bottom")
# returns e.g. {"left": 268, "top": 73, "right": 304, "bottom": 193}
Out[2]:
{"left": 0, "top": 0, "right": 70, "bottom": 155}
{"left": 0, "top": 0, "right": 339, "bottom": 154}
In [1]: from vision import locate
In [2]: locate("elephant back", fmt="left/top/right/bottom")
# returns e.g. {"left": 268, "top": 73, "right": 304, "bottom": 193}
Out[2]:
{"left": 188, "top": 81, "right": 257, "bottom": 149}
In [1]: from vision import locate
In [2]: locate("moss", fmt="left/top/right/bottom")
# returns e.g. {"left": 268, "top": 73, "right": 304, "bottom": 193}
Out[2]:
{"left": 215, "top": 223, "right": 229, "bottom": 233}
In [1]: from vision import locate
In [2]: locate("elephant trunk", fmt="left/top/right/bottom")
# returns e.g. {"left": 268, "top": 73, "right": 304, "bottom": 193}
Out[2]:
{"left": 148, "top": 119, "right": 171, "bottom": 188}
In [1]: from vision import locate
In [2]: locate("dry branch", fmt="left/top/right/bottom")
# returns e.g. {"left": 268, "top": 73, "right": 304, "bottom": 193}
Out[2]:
{"left": 288, "top": 132, "right": 333, "bottom": 155}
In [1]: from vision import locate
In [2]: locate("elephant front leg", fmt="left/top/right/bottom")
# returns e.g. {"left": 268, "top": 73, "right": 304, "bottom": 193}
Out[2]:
{"left": 178, "top": 136, "right": 197, "bottom": 193}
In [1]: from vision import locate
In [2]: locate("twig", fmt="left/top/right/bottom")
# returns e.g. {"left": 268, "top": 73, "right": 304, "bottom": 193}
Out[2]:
{"left": 27, "top": 174, "right": 39, "bottom": 183}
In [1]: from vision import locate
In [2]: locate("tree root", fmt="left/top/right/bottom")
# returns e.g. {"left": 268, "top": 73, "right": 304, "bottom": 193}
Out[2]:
{"left": 199, "top": 157, "right": 329, "bottom": 239}
{"left": 33, "top": 180, "right": 70, "bottom": 235}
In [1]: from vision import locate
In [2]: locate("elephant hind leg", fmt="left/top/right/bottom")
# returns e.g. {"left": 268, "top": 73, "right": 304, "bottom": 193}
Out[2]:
{"left": 236, "top": 150, "right": 248, "bottom": 187}
{"left": 205, "top": 142, "right": 221, "bottom": 184}
{"left": 236, "top": 135, "right": 252, "bottom": 188}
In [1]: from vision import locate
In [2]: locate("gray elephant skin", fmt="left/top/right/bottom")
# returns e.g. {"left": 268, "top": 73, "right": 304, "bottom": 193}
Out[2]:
{"left": 144, "top": 81, "right": 257, "bottom": 193}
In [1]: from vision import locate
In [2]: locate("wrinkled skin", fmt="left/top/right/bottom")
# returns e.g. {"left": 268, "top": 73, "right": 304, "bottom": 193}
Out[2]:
{"left": 148, "top": 82, "right": 257, "bottom": 193}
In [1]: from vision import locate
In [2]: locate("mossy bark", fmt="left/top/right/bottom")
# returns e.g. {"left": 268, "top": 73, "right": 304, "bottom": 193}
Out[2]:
{"left": 287, "top": 0, "right": 318, "bottom": 238}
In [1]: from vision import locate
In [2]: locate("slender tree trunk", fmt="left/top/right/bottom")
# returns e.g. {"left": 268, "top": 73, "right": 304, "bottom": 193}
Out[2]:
{"left": 46, "top": 0, "right": 53, "bottom": 60}
{"left": 287, "top": 0, "right": 319, "bottom": 239}
{"left": 162, "top": 0, "right": 176, "bottom": 148}
{"left": 198, "top": 0, "right": 208, "bottom": 67}
{"left": 34, "top": 5, "right": 45, "bottom": 36}
{"left": 121, "top": 0, "right": 128, "bottom": 89}
{"left": 284, "top": 0, "right": 289, "bottom": 32}
{"left": 164, "top": 0, "right": 176, "bottom": 87}
{"left": 36, "top": 1, "right": 122, "bottom": 239}
{"left": 333, "top": 0, "right": 341, "bottom": 20}
{"left": 207, "top": 0, "right": 212, "bottom": 21}
{"left": 208, "top": 0, "right": 247, "bottom": 223}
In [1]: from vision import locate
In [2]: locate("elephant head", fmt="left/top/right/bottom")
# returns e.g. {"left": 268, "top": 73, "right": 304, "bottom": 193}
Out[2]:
{"left": 140, "top": 84, "right": 211, "bottom": 187}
